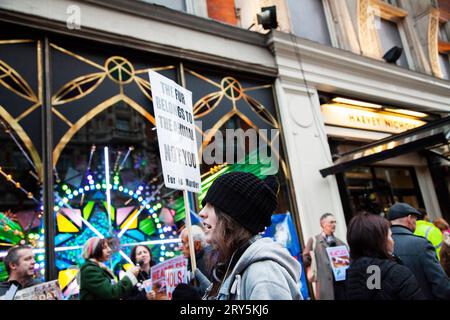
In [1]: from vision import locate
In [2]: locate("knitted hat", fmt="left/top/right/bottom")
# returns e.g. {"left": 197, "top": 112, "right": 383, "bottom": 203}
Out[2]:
{"left": 82, "top": 237, "right": 101, "bottom": 260}
{"left": 202, "top": 172, "right": 279, "bottom": 235}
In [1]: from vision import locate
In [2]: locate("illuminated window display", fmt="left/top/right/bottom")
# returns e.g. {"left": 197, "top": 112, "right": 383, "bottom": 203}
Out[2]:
{"left": 0, "top": 25, "right": 307, "bottom": 299}
{"left": 0, "top": 37, "right": 44, "bottom": 281}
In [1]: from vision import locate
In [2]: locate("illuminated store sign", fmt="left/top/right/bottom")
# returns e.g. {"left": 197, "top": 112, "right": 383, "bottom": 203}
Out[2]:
{"left": 321, "top": 104, "right": 426, "bottom": 133}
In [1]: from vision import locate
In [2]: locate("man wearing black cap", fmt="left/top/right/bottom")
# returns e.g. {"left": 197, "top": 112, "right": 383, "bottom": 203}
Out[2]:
{"left": 388, "top": 202, "right": 450, "bottom": 300}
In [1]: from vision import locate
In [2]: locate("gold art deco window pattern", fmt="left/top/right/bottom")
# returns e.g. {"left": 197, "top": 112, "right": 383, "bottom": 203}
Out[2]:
{"left": 0, "top": 39, "right": 43, "bottom": 181}
{"left": 49, "top": 43, "right": 176, "bottom": 166}
{"left": 0, "top": 39, "right": 285, "bottom": 171}
{"left": 185, "top": 68, "right": 287, "bottom": 175}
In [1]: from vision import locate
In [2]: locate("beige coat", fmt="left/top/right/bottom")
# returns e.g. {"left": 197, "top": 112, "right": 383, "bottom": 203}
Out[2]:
{"left": 304, "top": 234, "right": 346, "bottom": 300}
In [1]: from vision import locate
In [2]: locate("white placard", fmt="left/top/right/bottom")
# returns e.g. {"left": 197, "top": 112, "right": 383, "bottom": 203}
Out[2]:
{"left": 325, "top": 245, "right": 350, "bottom": 282}
{"left": 151, "top": 255, "right": 188, "bottom": 291}
{"left": 165, "top": 267, "right": 189, "bottom": 300}
{"left": 149, "top": 70, "right": 201, "bottom": 193}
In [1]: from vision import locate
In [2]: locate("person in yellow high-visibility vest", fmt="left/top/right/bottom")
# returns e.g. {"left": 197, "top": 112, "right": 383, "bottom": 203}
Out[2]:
{"left": 414, "top": 213, "right": 444, "bottom": 261}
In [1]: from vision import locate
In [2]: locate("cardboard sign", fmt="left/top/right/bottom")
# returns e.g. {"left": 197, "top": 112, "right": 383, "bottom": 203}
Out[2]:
{"left": 326, "top": 246, "right": 350, "bottom": 281}
{"left": 143, "top": 279, "right": 153, "bottom": 293}
{"left": 148, "top": 70, "right": 201, "bottom": 193}
{"left": 150, "top": 255, "right": 188, "bottom": 291}
{"left": 165, "top": 267, "right": 188, "bottom": 300}
{"left": 14, "top": 280, "right": 63, "bottom": 300}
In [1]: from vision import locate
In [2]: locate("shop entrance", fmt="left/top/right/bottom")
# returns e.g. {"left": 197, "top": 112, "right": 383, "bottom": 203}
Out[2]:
{"left": 338, "top": 165, "right": 425, "bottom": 223}
{"left": 328, "top": 138, "right": 426, "bottom": 223}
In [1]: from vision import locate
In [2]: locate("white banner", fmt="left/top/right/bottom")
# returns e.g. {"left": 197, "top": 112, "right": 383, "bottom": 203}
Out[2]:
{"left": 149, "top": 70, "right": 201, "bottom": 193}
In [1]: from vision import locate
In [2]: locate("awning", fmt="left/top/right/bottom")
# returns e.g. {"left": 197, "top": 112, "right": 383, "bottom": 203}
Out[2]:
{"left": 320, "top": 116, "right": 450, "bottom": 177}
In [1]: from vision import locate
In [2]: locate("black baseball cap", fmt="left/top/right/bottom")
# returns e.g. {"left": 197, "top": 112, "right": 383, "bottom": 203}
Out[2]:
{"left": 387, "top": 202, "right": 423, "bottom": 221}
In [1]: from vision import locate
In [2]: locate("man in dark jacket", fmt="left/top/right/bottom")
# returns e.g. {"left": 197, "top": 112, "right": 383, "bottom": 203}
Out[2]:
{"left": 0, "top": 245, "right": 40, "bottom": 299}
{"left": 388, "top": 202, "right": 450, "bottom": 300}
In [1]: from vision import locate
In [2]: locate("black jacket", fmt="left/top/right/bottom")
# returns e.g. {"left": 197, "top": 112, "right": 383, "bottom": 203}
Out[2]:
{"left": 344, "top": 256, "right": 424, "bottom": 300}
{"left": 391, "top": 225, "right": 450, "bottom": 300}
{"left": 123, "top": 270, "right": 150, "bottom": 300}
{"left": 0, "top": 278, "right": 41, "bottom": 299}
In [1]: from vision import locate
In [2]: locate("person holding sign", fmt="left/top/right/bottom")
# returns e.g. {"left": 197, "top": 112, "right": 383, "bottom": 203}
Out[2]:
{"left": 344, "top": 212, "right": 424, "bottom": 300}
{"left": 79, "top": 237, "right": 140, "bottom": 300}
{"left": 302, "top": 213, "right": 347, "bottom": 300}
{"left": 123, "top": 245, "right": 156, "bottom": 300}
{"left": 196, "top": 172, "right": 302, "bottom": 300}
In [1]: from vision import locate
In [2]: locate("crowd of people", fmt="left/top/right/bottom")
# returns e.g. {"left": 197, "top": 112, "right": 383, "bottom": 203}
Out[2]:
{"left": 1, "top": 171, "right": 450, "bottom": 300}
{"left": 303, "top": 203, "right": 450, "bottom": 300}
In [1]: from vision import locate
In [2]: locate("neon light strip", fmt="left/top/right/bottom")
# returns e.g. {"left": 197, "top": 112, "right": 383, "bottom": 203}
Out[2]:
{"left": 80, "top": 145, "right": 96, "bottom": 207}
{"left": 118, "top": 250, "right": 133, "bottom": 264}
{"left": 117, "top": 146, "right": 133, "bottom": 173}
{"left": 120, "top": 238, "right": 181, "bottom": 247}
{"left": 104, "top": 147, "right": 112, "bottom": 234}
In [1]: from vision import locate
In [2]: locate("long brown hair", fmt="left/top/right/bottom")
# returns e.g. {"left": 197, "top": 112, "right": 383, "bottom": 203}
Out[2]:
{"left": 347, "top": 212, "right": 393, "bottom": 260}
{"left": 207, "top": 206, "right": 252, "bottom": 297}
{"left": 130, "top": 245, "right": 155, "bottom": 267}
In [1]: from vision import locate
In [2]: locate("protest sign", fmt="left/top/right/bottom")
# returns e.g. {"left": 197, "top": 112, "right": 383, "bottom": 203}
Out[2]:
{"left": 326, "top": 245, "right": 350, "bottom": 281}
{"left": 149, "top": 70, "right": 201, "bottom": 273}
{"left": 165, "top": 267, "right": 188, "bottom": 300}
{"left": 143, "top": 279, "right": 153, "bottom": 293}
{"left": 148, "top": 70, "right": 201, "bottom": 193}
{"left": 150, "top": 255, "right": 188, "bottom": 291}
{"left": 14, "top": 280, "right": 63, "bottom": 300}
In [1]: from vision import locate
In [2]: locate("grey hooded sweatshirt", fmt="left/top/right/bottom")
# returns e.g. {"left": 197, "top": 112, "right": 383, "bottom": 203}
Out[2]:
{"left": 196, "top": 237, "right": 302, "bottom": 300}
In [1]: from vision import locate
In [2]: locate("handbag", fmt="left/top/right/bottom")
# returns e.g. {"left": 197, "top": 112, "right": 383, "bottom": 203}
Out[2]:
{"left": 306, "top": 236, "right": 317, "bottom": 283}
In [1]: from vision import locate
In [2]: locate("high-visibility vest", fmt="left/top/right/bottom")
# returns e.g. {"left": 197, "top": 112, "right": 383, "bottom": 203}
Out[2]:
{"left": 414, "top": 220, "right": 443, "bottom": 261}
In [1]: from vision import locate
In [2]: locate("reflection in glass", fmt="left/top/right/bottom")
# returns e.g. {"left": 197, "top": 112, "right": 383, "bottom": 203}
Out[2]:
{"left": 53, "top": 103, "right": 183, "bottom": 297}
{"left": 0, "top": 116, "right": 43, "bottom": 281}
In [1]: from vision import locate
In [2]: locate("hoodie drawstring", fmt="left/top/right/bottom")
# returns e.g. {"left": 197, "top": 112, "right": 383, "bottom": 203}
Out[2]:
{"left": 230, "top": 274, "right": 241, "bottom": 299}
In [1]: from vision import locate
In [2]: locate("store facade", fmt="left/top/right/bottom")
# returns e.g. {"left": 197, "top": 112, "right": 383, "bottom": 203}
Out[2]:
{"left": 270, "top": 30, "right": 450, "bottom": 245}
{"left": 0, "top": 0, "right": 310, "bottom": 298}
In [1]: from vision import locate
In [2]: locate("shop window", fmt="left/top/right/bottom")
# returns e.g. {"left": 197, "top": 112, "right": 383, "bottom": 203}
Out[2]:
{"left": 139, "top": 0, "right": 208, "bottom": 17}
{"left": 438, "top": 22, "right": 450, "bottom": 80}
{"left": 0, "top": 24, "right": 309, "bottom": 299}
{"left": 439, "top": 54, "right": 450, "bottom": 79}
{"left": 116, "top": 118, "right": 131, "bottom": 131}
{"left": 342, "top": 166, "right": 424, "bottom": 219}
{"left": 0, "top": 38, "right": 44, "bottom": 281}
{"left": 50, "top": 39, "right": 182, "bottom": 298}
{"left": 378, "top": 18, "right": 409, "bottom": 67}
{"left": 140, "top": 0, "right": 186, "bottom": 12}
{"left": 286, "top": 0, "right": 332, "bottom": 45}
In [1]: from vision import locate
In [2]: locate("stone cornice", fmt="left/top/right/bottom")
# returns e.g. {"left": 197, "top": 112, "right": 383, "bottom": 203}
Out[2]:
{"left": 268, "top": 31, "right": 450, "bottom": 112}
{"left": 0, "top": 8, "right": 277, "bottom": 77}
